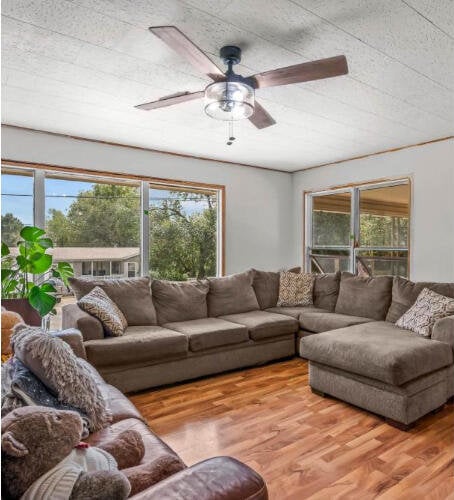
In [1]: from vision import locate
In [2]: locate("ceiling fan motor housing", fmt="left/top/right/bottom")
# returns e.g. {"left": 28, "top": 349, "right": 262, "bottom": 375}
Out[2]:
{"left": 220, "top": 45, "right": 242, "bottom": 66}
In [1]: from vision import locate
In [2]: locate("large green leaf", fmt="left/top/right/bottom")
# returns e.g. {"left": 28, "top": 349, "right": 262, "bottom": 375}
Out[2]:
{"left": 20, "top": 226, "right": 46, "bottom": 242}
{"left": 37, "top": 238, "right": 53, "bottom": 249}
{"left": 16, "top": 255, "right": 28, "bottom": 270}
{"left": 1, "top": 242, "right": 10, "bottom": 257}
{"left": 28, "top": 253, "right": 52, "bottom": 274}
{"left": 28, "top": 285, "right": 57, "bottom": 317}
{"left": 53, "top": 262, "right": 74, "bottom": 285}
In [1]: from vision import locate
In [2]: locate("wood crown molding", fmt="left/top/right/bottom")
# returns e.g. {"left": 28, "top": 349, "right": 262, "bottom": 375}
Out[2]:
{"left": 296, "top": 136, "right": 454, "bottom": 173}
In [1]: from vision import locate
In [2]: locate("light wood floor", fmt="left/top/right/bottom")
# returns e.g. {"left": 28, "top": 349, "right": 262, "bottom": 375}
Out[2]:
{"left": 130, "top": 359, "right": 454, "bottom": 500}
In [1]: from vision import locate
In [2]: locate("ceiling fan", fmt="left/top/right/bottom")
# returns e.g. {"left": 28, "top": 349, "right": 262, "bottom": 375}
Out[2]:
{"left": 135, "top": 26, "right": 348, "bottom": 130}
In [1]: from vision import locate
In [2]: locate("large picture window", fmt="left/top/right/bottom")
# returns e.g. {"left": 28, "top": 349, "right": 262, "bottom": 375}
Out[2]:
{"left": 1, "top": 162, "right": 224, "bottom": 327}
{"left": 148, "top": 184, "right": 218, "bottom": 280}
{"left": 305, "top": 179, "right": 410, "bottom": 277}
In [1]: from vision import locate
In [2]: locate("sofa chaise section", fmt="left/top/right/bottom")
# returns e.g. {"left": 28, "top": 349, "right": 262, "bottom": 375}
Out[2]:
{"left": 300, "top": 321, "right": 454, "bottom": 427}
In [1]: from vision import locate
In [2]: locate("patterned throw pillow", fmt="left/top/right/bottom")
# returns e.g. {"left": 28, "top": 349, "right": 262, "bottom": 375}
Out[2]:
{"left": 277, "top": 272, "right": 315, "bottom": 307}
{"left": 78, "top": 286, "right": 127, "bottom": 337}
{"left": 396, "top": 288, "right": 454, "bottom": 337}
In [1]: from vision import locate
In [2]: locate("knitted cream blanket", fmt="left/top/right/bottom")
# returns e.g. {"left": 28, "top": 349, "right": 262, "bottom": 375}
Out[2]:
{"left": 21, "top": 447, "right": 126, "bottom": 500}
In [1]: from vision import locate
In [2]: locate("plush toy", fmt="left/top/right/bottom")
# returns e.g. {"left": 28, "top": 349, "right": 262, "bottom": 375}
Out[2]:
{"left": 1, "top": 308, "right": 24, "bottom": 361}
{"left": 1, "top": 406, "right": 151, "bottom": 500}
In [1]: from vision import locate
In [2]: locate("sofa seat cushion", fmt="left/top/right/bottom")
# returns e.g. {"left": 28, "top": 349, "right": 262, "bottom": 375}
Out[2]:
{"left": 163, "top": 318, "right": 249, "bottom": 352}
{"left": 87, "top": 418, "right": 186, "bottom": 469}
{"left": 265, "top": 305, "right": 327, "bottom": 319}
{"left": 219, "top": 311, "right": 298, "bottom": 341}
{"left": 84, "top": 326, "right": 188, "bottom": 368}
{"left": 300, "top": 321, "right": 453, "bottom": 386}
{"left": 299, "top": 310, "right": 374, "bottom": 333}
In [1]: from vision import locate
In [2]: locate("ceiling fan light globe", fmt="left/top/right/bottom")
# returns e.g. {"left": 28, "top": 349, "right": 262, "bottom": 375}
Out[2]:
{"left": 204, "top": 81, "right": 254, "bottom": 121}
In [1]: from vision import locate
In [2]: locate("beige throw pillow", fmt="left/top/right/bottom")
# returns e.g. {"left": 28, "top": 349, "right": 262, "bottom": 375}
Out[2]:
{"left": 277, "top": 272, "right": 314, "bottom": 307}
{"left": 78, "top": 286, "right": 127, "bottom": 337}
{"left": 396, "top": 288, "right": 454, "bottom": 337}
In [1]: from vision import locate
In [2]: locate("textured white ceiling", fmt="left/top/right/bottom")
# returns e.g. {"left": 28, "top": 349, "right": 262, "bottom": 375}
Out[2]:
{"left": 1, "top": 0, "right": 453, "bottom": 171}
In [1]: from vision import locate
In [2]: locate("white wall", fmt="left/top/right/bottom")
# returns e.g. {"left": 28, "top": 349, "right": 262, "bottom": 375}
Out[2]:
{"left": 292, "top": 139, "right": 454, "bottom": 281}
{"left": 2, "top": 127, "right": 453, "bottom": 281}
{"left": 1, "top": 126, "right": 295, "bottom": 274}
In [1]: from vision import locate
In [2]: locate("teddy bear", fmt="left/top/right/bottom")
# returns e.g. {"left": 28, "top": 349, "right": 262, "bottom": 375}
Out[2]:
{"left": 1, "top": 405, "right": 183, "bottom": 499}
{"left": 1, "top": 307, "right": 24, "bottom": 362}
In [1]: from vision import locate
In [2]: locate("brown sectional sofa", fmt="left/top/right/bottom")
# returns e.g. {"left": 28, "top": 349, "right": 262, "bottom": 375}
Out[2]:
{"left": 63, "top": 270, "right": 454, "bottom": 428}
{"left": 64, "top": 271, "right": 298, "bottom": 393}
{"left": 298, "top": 275, "right": 454, "bottom": 428}
{"left": 51, "top": 329, "right": 267, "bottom": 500}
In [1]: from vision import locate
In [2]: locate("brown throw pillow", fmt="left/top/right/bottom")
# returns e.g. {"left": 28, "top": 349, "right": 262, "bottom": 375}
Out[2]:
{"left": 78, "top": 287, "right": 127, "bottom": 337}
{"left": 69, "top": 277, "right": 156, "bottom": 326}
{"left": 335, "top": 272, "right": 392, "bottom": 320}
{"left": 396, "top": 288, "right": 454, "bottom": 337}
{"left": 11, "top": 325, "right": 111, "bottom": 432}
{"left": 152, "top": 279, "right": 209, "bottom": 324}
{"left": 277, "top": 272, "right": 314, "bottom": 307}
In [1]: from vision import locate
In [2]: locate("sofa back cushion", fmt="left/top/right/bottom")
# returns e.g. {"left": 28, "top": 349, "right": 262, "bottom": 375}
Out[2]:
{"left": 386, "top": 276, "right": 454, "bottom": 323}
{"left": 335, "top": 272, "right": 392, "bottom": 320}
{"left": 252, "top": 267, "right": 303, "bottom": 310}
{"left": 207, "top": 270, "right": 259, "bottom": 317}
{"left": 252, "top": 270, "right": 280, "bottom": 310}
{"left": 152, "top": 279, "right": 209, "bottom": 325}
{"left": 69, "top": 277, "right": 156, "bottom": 326}
{"left": 313, "top": 272, "right": 341, "bottom": 312}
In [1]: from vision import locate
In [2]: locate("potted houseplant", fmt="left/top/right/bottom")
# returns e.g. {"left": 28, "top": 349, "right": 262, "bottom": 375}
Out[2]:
{"left": 1, "top": 226, "right": 74, "bottom": 326}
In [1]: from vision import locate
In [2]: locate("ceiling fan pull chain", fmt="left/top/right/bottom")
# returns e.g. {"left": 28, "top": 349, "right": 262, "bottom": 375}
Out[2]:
{"left": 227, "top": 121, "right": 236, "bottom": 145}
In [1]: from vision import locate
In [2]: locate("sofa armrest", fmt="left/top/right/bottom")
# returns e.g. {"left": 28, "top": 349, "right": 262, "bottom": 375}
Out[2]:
{"left": 432, "top": 315, "right": 454, "bottom": 353}
{"left": 130, "top": 456, "right": 267, "bottom": 500}
{"left": 52, "top": 328, "right": 87, "bottom": 359}
{"left": 62, "top": 303, "right": 104, "bottom": 341}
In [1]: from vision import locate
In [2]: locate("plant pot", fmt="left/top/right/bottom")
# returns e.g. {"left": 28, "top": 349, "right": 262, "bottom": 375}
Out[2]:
{"left": 1, "top": 298, "right": 41, "bottom": 326}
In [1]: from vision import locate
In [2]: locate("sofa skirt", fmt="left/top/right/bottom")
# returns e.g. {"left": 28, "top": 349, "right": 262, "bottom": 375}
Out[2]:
{"left": 309, "top": 361, "right": 453, "bottom": 425}
{"left": 100, "top": 335, "right": 295, "bottom": 393}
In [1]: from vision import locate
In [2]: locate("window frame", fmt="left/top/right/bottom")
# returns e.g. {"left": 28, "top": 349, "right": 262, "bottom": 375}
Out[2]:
{"left": 304, "top": 177, "right": 411, "bottom": 277}
{"left": 2, "top": 160, "right": 225, "bottom": 277}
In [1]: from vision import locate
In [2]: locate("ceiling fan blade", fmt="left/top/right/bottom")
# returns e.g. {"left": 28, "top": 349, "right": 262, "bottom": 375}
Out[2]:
{"left": 135, "top": 91, "right": 205, "bottom": 111}
{"left": 250, "top": 55, "right": 348, "bottom": 89}
{"left": 249, "top": 101, "right": 276, "bottom": 129}
{"left": 149, "top": 26, "right": 225, "bottom": 81}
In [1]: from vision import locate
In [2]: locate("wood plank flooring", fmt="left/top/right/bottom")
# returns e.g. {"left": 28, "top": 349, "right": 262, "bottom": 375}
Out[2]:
{"left": 129, "top": 359, "right": 454, "bottom": 499}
